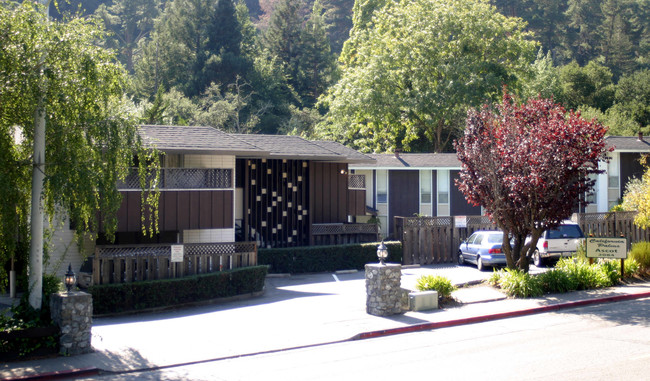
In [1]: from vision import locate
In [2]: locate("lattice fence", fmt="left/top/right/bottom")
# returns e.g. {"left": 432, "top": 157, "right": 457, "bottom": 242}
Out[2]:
{"left": 93, "top": 242, "right": 257, "bottom": 285}
{"left": 348, "top": 174, "right": 365, "bottom": 190}
{"left": 117, "top": 168, "right": 232, "bottom": 190}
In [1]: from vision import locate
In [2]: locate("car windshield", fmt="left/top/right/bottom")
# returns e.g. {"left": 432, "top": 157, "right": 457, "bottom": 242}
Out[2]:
{"left": 548, "top": 225, "right": 583, "bottom": 239}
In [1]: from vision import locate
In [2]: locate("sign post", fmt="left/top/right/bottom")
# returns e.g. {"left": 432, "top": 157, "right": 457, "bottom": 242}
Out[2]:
{"left": 586, "top": 237, "right": 627, "bottom": 277}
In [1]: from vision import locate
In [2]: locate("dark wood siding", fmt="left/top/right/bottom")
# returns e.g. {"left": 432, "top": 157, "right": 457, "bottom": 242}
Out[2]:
{"left": 450, "top": 170, "right": 481, "bottom": 216}
{"left": 113, "top": 190, "right": 233, "bottom": 233}
{"left": 347, "top": 189, "right": 366, "bottom": 216}
{"left": 311, "top": 162, "right": 349, "bottom": 224}
{"left": 389, "top": 170, "right": 419, "bottom": 235}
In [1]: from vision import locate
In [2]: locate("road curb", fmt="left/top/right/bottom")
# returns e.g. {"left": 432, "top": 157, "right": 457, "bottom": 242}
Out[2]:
{"left": 351, "top": 290, "right": 650, "bottom": 340}
{"left": 2, "top": 367, "right": 99, "bottom": 381}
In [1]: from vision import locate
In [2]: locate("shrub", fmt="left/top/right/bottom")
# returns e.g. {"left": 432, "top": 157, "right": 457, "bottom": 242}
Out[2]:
{"left": 89, "top": 266, "right": 268, "bottom": 315}
{"left": 0, "top": 274, "right": 61, "bottom": 360}
{"left": 495, "top": 268, "right": 543, "bottom": 298}
{"left": 487, "top": 269, "right": 504, "bottom": 286}
{"left": 414, "top": 275, "right": 456, "bottom": 298}
{"left": 624, "top": 258, "right": 640, "bottom": 276}
{"left": 629, "top": 241, "right": 650, "bottom": 270}
{"left": 536, "top": 269, "right": 577, "bottom": 293}
{"left": 555, "top": 258, "right": 612, "bottom": 289}
{"left": 258, "top": 241, "right": 402, "bottom": 273}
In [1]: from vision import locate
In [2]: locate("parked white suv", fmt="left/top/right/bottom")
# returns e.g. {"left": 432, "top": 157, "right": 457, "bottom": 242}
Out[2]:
{"left": 531, "top": 222, "right": 585, "bottom": 267}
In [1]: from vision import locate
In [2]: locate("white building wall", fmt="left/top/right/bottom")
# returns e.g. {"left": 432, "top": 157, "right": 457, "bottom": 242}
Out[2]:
{"left": 183, "top": 154, "right": 235, "bottom": 169}
{"left": 46, "top": 214, "right": 94, "bottom": 279}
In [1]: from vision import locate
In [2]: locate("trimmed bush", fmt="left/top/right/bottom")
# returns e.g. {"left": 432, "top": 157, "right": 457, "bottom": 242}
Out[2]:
{"left": 258, "top": 241, "right": 402, "bottom": 274}
{"left": 555, "top": 258, "right": 612, "bottom": 289}
{"left": 89, "top": 265, "right": 267, "bottom": 315}
{"left": 629, "top": 241, "right": 650, "bottom": 270}
{"left": 536, "top": 269, "right": 577, "bottom": 294}
{"left": 494, "top": 268, "right": 544, "bottom": 298}
{"left": 414, "top": 275, "right": 456, "bottom": 298}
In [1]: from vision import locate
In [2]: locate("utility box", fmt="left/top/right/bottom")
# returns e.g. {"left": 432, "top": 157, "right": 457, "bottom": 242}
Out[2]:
{"left": 409, "top": 290, "right": 438, "bottom": 311}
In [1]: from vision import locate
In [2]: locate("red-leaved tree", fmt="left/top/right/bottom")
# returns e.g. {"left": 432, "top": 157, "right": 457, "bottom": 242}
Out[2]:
{"left": 455, "top": 94, "right": 611, "bottom": 272}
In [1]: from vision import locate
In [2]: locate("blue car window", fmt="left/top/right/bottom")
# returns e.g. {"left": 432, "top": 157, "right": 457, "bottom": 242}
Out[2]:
{"left": 486, "top": 234, "right": 503, "bottom": 244}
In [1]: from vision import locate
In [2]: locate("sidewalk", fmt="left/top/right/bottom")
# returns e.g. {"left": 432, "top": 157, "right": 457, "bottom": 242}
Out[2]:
{"left": 2, "top": 265, "right": 650, "bottom": 380}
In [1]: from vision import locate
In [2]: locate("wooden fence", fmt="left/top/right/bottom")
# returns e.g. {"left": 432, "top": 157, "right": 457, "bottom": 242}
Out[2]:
{"left": 93, "top": 242, "right": 257, "bottom": 285}
{"left": 395, "top": 215, "right": 496, "bottom": 265}
{"left": 396, "top": 212, "right": 650, "bottom": 265}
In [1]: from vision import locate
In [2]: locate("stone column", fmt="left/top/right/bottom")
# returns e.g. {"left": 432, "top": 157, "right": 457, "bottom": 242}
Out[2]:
{"left": 50, "top": 291, "right": 93, "bottom": 356}
{"left": 365, "top": 263, "right": 404, "bottom": 316}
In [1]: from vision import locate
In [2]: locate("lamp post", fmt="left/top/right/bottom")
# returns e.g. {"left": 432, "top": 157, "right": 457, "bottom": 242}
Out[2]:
{"left": 64, "top": 263, "right": 76, "bottom": 293}
{"left": 377, "top": 240, "right": 388, "bottom": 265}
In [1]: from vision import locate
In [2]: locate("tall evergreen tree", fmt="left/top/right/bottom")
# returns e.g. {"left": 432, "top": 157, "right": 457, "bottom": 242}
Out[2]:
{"left": 565, "top": 0, "right": 602, "bottom": 65}
{"left": 202, "top": 0, "right": 249, "bottom": 90}
{"left": 262, "top": 0, "right": 304, "bottom": 92}
{"left": 94, "top": 0, "right": 161, "bottom": 73}
{"left": 599, "top": 0, "right": 637, "bottom": 79}
{"left": 298, "top": 0, "right": 337, "bottom": 107}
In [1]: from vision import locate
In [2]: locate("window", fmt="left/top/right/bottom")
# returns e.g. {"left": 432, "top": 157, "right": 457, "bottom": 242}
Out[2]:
{"left": 420, "top": 170, "right": 432, "bottom": 204}
{"left": 438, "top": 170, "right": 449, "bottom": 204}
{"left": 377, "top": 170, "right": 388, "bottom": 204}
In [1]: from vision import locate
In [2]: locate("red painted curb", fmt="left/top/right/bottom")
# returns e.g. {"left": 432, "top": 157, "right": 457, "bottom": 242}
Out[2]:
{"left": 1, "top": 367, "right": 99, "bottom": 381}
{"left": 353, "top": 291, "right": 650, "bottom": 340}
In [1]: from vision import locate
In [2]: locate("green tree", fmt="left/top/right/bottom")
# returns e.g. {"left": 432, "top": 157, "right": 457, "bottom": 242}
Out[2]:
{"left": 94, "top": 0, "right": 161, "bottom": 73}
{"left": 559, "top": 60, "right": 615, "bottom": 111}
{"left": 134, "top": 0, "right": 214, "bottom": 98}
{"left": 318, "top": 0, "right": 537, "bottom": 153}
{"left": 599, "top": 0, "right": 637, "bottom": 79}
{"left": 614, "top": 69, "right": 650, "bottom": 128}
{"left": 0, "top": 2, "right": 158, "bottom": 308}
{"left": 561, "top": 0, "right": 601, "bottom": 65}
{"left": 297, "top": 0, "right": 338, "bottom": 107}
{"left": 523, "top": 48, "right": 564, "bottom": 102}
{"left": 262, "top": 0, "right": 304, "bottom": 95}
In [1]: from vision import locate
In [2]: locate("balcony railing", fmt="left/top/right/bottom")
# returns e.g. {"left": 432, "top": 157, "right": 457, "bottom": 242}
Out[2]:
{"left": 348, "top": 174, "right": 365, "bottom": 190}
{"left": 117, "top": 168, "right": 232, "bottom": 190}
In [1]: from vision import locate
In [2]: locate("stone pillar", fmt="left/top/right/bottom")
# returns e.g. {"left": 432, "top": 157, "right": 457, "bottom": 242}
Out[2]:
{"left": 365, "top": 263, "right": 404, "bottom": 316}
{"left": 50, "top": 291, "right": 93, "bottom": 356}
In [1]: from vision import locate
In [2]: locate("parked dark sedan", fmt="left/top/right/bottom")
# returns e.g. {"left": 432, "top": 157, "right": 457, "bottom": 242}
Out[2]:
{"left": 458, "top": 230, "right": 506, "bottom": 271}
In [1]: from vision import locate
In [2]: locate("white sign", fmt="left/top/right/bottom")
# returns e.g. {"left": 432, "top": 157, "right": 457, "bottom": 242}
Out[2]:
{"left": 171, "top": 245, "right": 184, "bottom": 263}
{"left": 455, "top": 216, "right": 467, "bottom": 228}
{"left": 586, "top": 237, "right": 627, "bottom": 259}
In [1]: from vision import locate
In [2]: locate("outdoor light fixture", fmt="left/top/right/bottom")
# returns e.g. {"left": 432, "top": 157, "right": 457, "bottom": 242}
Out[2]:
{"left": 65, "top": 263, "right": 76, "bottom": 293}
{"left": 377, "top": 240, "right": 388, "bottom": 265}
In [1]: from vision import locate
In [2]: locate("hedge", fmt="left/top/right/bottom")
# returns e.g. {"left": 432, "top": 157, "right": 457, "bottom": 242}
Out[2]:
{"left": 258, "top": 241, "right": 402, "bottom": 273}
{"left": 89, "top": 265, "right": 268, "bottom": 315}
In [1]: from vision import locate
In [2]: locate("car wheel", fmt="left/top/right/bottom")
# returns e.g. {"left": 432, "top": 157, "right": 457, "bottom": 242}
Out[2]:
{"left": 533, "top": 250, "right": 544, "bottom": 267}
{"left": 477, "top": 256, "right": 485, "bottom": 271}
{"left": 457, "top": 252, "right": 464, "bottom": 265}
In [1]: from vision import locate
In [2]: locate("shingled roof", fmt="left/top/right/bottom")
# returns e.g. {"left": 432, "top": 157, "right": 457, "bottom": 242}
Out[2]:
{"left": 139, "top": 125, "right": 263, "bottom": 155}
{"left": 138, "top": 125, "right": 375, "bottom": 163}
{"left": 351, "top": 153, "right": 461, "bottom": 169}
{"left": 606, "top": 135, "right": 650, "bottom": 152}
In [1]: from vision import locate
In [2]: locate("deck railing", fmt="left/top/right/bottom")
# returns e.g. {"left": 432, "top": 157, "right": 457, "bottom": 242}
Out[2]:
{"left": 310, "top": 223, "right": 379, "bottom": 245}
{"left": 117, "top": 168, "right": 232, "bottom": 190}
{"left": 92, "top": 241, "right": 257, "bottom": 285}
